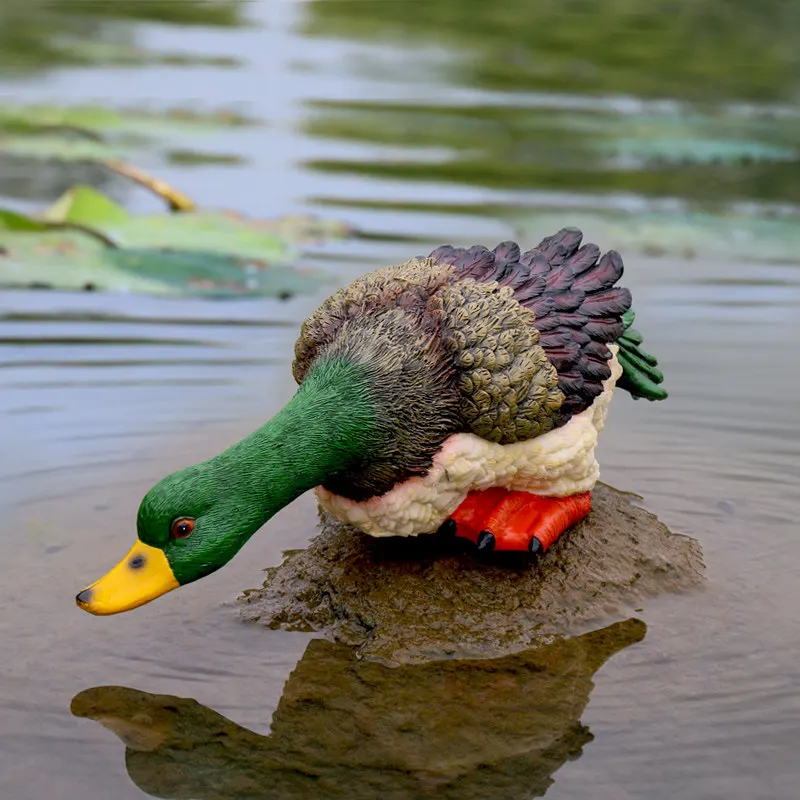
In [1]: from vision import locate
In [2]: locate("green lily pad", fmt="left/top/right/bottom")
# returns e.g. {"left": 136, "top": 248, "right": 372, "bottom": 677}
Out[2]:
{"left": 0, "top": 104, "right": 257, "bottom": 139}
{"left": 610, "top": 134, "right": 796, "bottom": 165}
{"left": 574, "top": 112, "right": 798, "bottom": 166}
{"left": 45, "top": 186, "right": 129, "bottom": 227}
{"left": 166, "top": 150, "right": 246, "bottom": 166}
{"left": 0, "top": 195, "right": 349, "bottom": 297}
{"left": 0, "top": 132, "right": 132, "bottom": 163}
{"left": 0, "top": 208, "right": 50, "bottom": 232}
{"left": 0, "top": 226, "right": 175, "bottom": 294}
{"left": 45, "top": 185, "right": 353, "bottom": 264}
{"left": 0, "top": 225, "right": 321, "bottom": 297}
{"left": 53, "top": 39, "right": 242, "bottom": 69}
{"left": 107, "top": 248, "right": 323, "bottom": 297}
{"left": 513, "top": 207, "right": 800, "bottom": 264}
{"left": 0, "top": 105, "right": 259, "bottom": 167}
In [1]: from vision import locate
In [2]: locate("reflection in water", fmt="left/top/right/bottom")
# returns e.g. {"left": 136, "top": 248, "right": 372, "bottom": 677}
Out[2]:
{"left": 0, "top": 0, "right": 249, "bottom": 205}
{"left": 0, "top": 0, "right": 245, "bottom": 73}
{"left": 0, "top": 153, "right": 118, "bottom": 206}
{"left": 303, "top": 0, "right": 800, "bottom": 263}
{"left": 2, "top": 1, "right": 797, "bottom": 798}
{"left": 306, "top": 100, "right": 800, "bottom": 208}
{"left": 72, "top": 619, "right": 645, "bottom": 799}
{"left": 307, "top": 0, "right": 800, "bottom": 103}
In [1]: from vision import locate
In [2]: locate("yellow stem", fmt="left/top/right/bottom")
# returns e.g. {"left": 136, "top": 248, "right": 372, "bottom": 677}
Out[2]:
{"left": 104, "top": 159, "right": 197, "bottom": 212}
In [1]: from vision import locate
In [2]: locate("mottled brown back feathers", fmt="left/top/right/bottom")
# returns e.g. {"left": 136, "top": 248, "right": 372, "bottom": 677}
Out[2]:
{"left": 292, "top": 229, "right": 632, "bottom": 498}
{"left": 430, "top": 230, "right": 633, "bottom": 420}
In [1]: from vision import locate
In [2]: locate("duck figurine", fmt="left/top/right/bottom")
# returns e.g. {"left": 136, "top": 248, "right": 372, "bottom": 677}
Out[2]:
{"left": 76, "top": 228, "right": 666, "bottom": 616}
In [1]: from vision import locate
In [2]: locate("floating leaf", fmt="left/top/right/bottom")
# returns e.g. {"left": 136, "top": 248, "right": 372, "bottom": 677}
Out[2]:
{"left": 576, "top": 112, "right": 798, "bottom": 166}
{"left": 0, "top": 208, "right": 51, "bottom": 232}
{"left": 0, "top": 132, "right": 131, "bottom": 163}
{"left": 166, "top": 150, "right": 245, "bottom": 166}
{"left": 0, "top": 224, "right": 322, "bottom": 298}
{"left": 0, "top": 105, "right": 259, "bottom": 170}
{"left": 0, "top": 227, "right": 175, "bottom": 294}
{"left": 0, "top": 190, "right": 351, "bottom": 297}
{"left": 0, "top": 104, "right": 258, "bottom": 139}
{"left": 44, "top": 185, "right": 129, "bottom": 227}
{"left": 514, "top": 207, "right": 800, "bottom": 264}
{"left": 304, "top": 99, "right": 800, "bottom": 209}
{"left": 609, "top": 134, "right": 796, "bottom": 166}
{"left": 45, "top": 186, "right": 353, "bottom": 264}
{"left": 52, "top": 39, "right": 242, "bottom": 69}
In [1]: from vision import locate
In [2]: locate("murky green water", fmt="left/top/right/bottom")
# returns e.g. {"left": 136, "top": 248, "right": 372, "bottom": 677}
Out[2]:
{"left": 2, "top": 2, "right": 800, "bottom": 798}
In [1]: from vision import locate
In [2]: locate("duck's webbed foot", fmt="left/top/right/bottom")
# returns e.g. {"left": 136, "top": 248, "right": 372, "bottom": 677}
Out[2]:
{"left": 438, "top": 488, "right": 591, "bottom": 559}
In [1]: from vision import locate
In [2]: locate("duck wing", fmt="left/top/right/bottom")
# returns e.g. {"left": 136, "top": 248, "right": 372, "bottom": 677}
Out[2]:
{"left": 291, "top": 232, "right": 664, "bottom": 500}
{"left": 429, "top": 228, "right": 664, "bottom": 422}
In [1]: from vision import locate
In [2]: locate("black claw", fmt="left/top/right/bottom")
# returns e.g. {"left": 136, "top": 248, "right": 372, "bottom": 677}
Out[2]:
{"left": 437, "top": 519, "right": 457, "bottom": 537}
{"left": 476, "top": 530, "right": 496, "bottom": 552}
{"left": 528, "top": 536, "right": 543, "bottom": 558}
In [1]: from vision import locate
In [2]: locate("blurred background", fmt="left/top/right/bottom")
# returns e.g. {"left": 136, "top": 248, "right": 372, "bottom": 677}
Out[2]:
{"left": 1, "top": 2, "right": 799, "bottom": 799}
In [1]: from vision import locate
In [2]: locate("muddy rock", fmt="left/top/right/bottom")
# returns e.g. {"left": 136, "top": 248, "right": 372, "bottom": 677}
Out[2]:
{"left": 239, "top": 484, "right": 704, "bottom": 665}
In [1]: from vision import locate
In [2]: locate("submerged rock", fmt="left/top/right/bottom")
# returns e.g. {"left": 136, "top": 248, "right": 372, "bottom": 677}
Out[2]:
{"left": 72, "top": 619, "right": 646, "bottom": 800}
{"left": 239, "top": 484, "right": 704, "bottom": 665}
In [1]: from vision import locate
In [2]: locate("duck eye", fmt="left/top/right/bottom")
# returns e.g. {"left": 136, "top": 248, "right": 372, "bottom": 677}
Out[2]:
{"left": 171, "top": 518, "right": 195, "bottom": 539}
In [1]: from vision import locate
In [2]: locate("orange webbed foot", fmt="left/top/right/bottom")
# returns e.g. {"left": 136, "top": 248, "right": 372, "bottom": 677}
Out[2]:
{"left": 439, "top": 489, "right": 591, "bottom": 558}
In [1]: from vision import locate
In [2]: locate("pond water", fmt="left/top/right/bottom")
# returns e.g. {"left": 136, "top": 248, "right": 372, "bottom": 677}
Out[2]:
{"left": 1, "top": 1, "right": 800, "bottom": 798}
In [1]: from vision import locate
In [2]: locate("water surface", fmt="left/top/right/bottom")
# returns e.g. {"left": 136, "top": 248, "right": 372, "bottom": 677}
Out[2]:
{"left": 1, "top": 2, "right": 799, "bottom": 798}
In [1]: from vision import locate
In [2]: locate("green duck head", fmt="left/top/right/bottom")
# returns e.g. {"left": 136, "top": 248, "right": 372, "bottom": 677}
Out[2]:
{"left": 75, "top": 299, "right": 463, "bottom": 618}
{"left": 75, "top": 464, "right": 269, "bottom": 615}
{"left": 75, "top": 359, "right": 379, "bottom": 615}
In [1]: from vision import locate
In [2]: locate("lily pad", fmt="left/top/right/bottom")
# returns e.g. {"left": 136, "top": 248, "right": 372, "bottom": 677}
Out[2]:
{"left": 45, "top": 185, "right": 353, "bottom": 262}
{"left": 513, "top": 206, "right": 800, "bottom": 264}
{"left": 0, "top": 104, "right": 257, "bottom": 139}
{"left": 0, "top": 225, "right": 321, "bottom": 297}
{"left": 0, "top": 226, "right": 174, "bottom": 294}
{"left": 166, "top": 150, "right": 246, "bottom": 166}
{"left": 0, "top": 208, "right": 50, "bottom": 232}
{"left": 44, "top": 185, "right": 129, "bottom": 227}
{"left": 52, "top": 39, "right": 242, "bottom": 69}
{"left": 576, "top": 111, "right": 798, "bottom": 166}
{"left": 0, "top": 105, "right": 259, "bottom": 167}
{"left": 0, "top": 193, "right": 350, "bottom": 297}
{"left": 0, "top": 132, "right": 132, "bottom": 163}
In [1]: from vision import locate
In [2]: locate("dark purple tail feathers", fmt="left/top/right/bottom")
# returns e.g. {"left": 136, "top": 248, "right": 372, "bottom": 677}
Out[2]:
{"left": 428, "top": 228, "right": 634, "bottom": 418}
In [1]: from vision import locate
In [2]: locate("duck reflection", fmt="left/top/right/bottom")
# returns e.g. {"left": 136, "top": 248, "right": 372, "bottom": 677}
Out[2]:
{"left": 72, "top": 618, "right": 645, "bottom": 799}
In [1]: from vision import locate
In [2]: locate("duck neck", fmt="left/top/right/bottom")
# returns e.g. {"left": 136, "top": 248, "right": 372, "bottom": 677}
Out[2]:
{"left": 209, "top": 358, "right": 378, "bottom": 522}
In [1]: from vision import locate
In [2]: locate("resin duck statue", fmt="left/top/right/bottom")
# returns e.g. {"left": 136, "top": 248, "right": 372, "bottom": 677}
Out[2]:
{"left": 76, "top": 228, "right": 666, "bottom": 616}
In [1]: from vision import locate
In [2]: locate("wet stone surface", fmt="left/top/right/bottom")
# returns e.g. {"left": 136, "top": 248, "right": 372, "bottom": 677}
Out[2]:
{"left": 239, "top": 484, "right": 705, "bottom": 665}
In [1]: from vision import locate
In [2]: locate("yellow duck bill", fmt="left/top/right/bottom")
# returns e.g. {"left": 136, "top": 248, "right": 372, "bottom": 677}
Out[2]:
{"left": 76, "top": 540, "right": 179, "bottom": 616}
